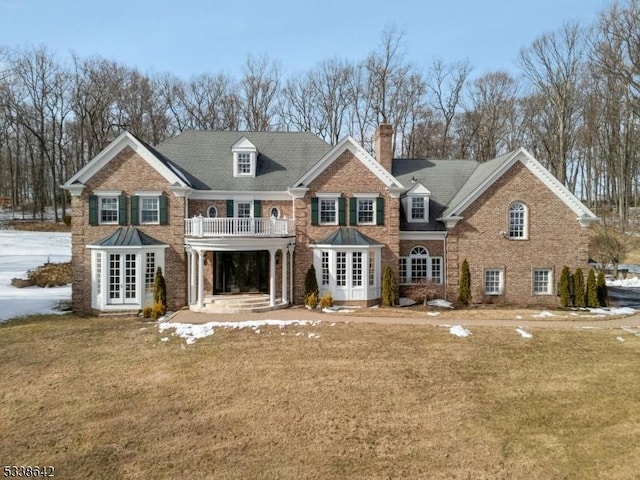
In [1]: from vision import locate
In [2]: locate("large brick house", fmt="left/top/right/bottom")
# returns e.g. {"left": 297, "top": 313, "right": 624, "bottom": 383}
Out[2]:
{"left": 62, "top": 124, "right": 598, "bottom": 314}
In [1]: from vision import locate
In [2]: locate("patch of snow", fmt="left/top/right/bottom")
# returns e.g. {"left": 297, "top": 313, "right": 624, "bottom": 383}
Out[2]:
{"left": 322, "top": 307, "right": 355, "bottom": 314}
{"left": 449, "top": 325, "right": 471, "bottom": 337}
{"left": 426, "top": 312, "right": 441, "bottom": 316}
{"left": 158, "top": 319, "right": 311, "bottom": 344}
{"left": 621, "top": 326, "right": 640, "bottom": 335}
{"left": 587, "top": 307, "right": 636, "bottom": 316}
{"left": 532, "top": 311, "right": 556, "bottom": 318}
{"left": 580, "top": 326, "right": 602, "bottom": 330}
{"left": 516, "top": 327, "right": 533, "bottom": 339}
{"left": 160, "top": 337, "right": 169, "bottom": 342}
{"left": 330, "top": 322, "right": 336, "bottom": 326}
{"left": 607, "top": 276, "right": 640, "bottom": 287}
{"left": 426, "top": 299, "right": 453, "bottom": 309}
{"left": 515, "top": 315, "right": 523, "bottom": 319}
{"left": 617, "top": 336, "right": 625, "bottom": 342}
{"left": 0, "top": 231, "right": 71, "bottom": 322}
{"left": 399, "top": 297, "right": 417, "bottom": 307}
{"left": 308, "top": 332, "right": 320, "bottom": 339}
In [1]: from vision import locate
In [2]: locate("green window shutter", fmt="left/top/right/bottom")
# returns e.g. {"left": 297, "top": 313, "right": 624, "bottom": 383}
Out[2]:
{"left": 338, "top": 197, "right": 346, "bottom": 226}
{"left": 376, "top": 197, "right": 385, "bottom": 225}
{"left": 118, "top": 194, "right": 128, "bottom": 225}
{"left": 349, "top": 198, "right": 357, "bottom": 226}
{"left": 311, "top": 197, "right": 318, "bottom": 226}
{"left": 253, "top": 200, "right": 262, "bottom": 217}
{"left": 130, "top": 195, "right": 139, "bottom": 226}
{"left": 226, "top": 199, "right": 234, "bottom": 217}
{"left": 159, "top": 195, "right": 169, "bottom": 225}
{"left": 89, "top": 195, "right": 98, "bottom": 226}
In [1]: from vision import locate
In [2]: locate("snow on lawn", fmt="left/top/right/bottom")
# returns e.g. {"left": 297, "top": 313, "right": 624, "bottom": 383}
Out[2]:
{"left": 532, "top": 311, "right": 556, "bottom": 318}
{"left": 426, "top": 299, "right": 453, "bottom": 308}
{"left": 587, "top": 307, "right": 637, "bottom": 315}
{"left": 516, "top": 327, "right": 533, "bottom": 339}
{"left": 0, "top": 230, "right": 71, "bottom": 322}
{"left": 158, "top": 319, "right": 324, "bottom": 345}
{"left": 449, "top": 325, "right": 471, "bottom": 337}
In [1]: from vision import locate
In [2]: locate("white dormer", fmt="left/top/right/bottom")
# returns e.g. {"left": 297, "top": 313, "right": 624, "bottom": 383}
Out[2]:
{"left": 403, "top": 182, "right": 431, "bottom": 223}
{"left": 232, "top": 137, "right": 257, "bottom": 177}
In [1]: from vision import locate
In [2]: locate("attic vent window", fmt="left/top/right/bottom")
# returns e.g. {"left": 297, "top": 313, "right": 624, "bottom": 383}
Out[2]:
{"left": 232, "top": 137, "right": 257, "bottom": 177}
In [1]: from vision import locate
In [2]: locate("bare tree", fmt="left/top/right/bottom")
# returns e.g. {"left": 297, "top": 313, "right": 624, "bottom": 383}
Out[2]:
{"left": 240, "top": 54, "right": 280, "bottom": 131}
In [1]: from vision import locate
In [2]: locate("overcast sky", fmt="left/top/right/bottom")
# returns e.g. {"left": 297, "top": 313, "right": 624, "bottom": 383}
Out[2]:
{"left": 0, "top": 0, "right": 611, "bottom": 78}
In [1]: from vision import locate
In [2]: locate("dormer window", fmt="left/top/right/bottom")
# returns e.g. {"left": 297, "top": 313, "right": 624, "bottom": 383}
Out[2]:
{"left": 232, "top": 137, "right": 257, "bottom": 177}
{"left": 403, "top": 182, "right": 431, "bottom": 223}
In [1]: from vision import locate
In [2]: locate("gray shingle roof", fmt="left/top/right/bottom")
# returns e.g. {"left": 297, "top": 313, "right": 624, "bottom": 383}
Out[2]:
{"left": 90, "top": 227, "right": 167, "bottom": 247}
{"left": 314, "top": 227, "right": 383, "bottom": 246}
{"left": 393, "top": 159, "right": 479, "bottom": 230}
{"left": 154, "top": 130, "right": 332, "bottom": 191}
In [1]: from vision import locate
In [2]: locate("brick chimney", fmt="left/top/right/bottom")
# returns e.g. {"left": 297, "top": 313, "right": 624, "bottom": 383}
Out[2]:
{"left": 374, "top": 123, "right": 393, "bottom": 173}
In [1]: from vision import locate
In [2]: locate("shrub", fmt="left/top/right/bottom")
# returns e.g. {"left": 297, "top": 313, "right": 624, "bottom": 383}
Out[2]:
{"left": 381, "top": 266, "right": 398, "bottom": 306}
{"left": 558, "top": 266, "right": 572, "bottom": 307}
{"left": 154, "top": 267, "right": 167, "bottom": 307}
{"left": 574, "top": 267, "right": 586, "bottom": 308}
{"left": 142, "top": 305, "right": 153, "bottom": 319}
{"left": 151, "top": 301, "right": 166, "bottom": 320}
{"left": 596, "top": 270, "right": 608, "bottom": 307}
{"left": 586, "top": 268, "right": 599, "bottom": 308}
{"left": 319, "top": 293, "right": 333, "bottom": 309}
{"left": 63, "top": 215, "right": 71, "bottom": 227}
{"left": 304, "top": 265, "right": 319, "bottom": 305}
{"left": 457, "top": 259, "right": 471, "bottom": 305}
{"left": 305, "top": 292, "right": 318, "bottom": 309}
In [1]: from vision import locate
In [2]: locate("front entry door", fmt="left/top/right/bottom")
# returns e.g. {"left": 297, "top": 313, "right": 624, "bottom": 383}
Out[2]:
{"left": 215, "top": 251, "right": 268, "bottom": 293}
{"left": 107, "top": 253, "right": 138, "bottom": 304}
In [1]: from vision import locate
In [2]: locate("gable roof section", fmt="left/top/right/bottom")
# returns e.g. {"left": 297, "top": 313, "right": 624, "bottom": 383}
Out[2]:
{"left": 63, "top": 131, "right": 191, "bottom": 189}
{"left": 440, "top": 147, "right": 598, "bottom": 222}
{"left": 155, "top": 130, "right": 331, "bottom": 191}
{"left": 294, "top": 136, "right": 404, "bottom": 190}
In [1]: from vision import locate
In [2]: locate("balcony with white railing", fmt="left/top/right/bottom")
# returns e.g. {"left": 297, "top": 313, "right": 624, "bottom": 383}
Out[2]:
{"left": 185, "top": 216, "right": 295, "bottom": 238}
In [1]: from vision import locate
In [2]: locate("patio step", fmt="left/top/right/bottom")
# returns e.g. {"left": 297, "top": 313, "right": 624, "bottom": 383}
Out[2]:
{"left": 190, "top": 294, "right": 289, "bottom": 314}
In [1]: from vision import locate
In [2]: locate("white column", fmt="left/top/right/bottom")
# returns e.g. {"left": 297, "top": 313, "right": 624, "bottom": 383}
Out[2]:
{"left": 269, "top": 248, "right": 276, "bottom": 307}
{"left": 197, "top": 250, "right": 204, "bottom": 308}
{"left": 281, "top": 248, "right": 288, "bottom": 304}
{"left": 190, "top": 249, "right": 197, "bottom": 304}
{"left": 287, "top": 244, "right": 295, "bottom": 305}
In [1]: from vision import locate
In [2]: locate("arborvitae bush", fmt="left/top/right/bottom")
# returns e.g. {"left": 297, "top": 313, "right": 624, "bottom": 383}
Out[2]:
{"left": 153, "top": 267, "right": 167, "bottom": 307}
{"left": 596, "top": 270, "right": 608, "bottom": 307}
{"left": 304, "top": 265, "right": 319, "bottom": 305}
{"left": 586, "top": 268, "right": 599, "bottom": 308}
{"left": 558, "top": 266, "right": 572, "bottom": 307}
{"left": 458, "top": 259, "right": 471, "bottom": 305}
{"left": 381, "top": 266, "right": 398, "bottom": 306}
{"left": 574, "top": 267, "right": 586, "bottom": 308}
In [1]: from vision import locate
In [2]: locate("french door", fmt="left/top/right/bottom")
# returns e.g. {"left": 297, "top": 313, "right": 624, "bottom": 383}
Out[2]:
{"left": 107, "top": 253, "right": 138, "bottom": 304}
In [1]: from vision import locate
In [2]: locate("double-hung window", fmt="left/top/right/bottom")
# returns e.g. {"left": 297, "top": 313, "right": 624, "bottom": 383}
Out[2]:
{"left": 509, "top": 202, "right": 527, "bottom": 239}
{"left": 399, "top": 246, "right": 442, "bottom": 285}
{"left": 357, "top": 199, "right": 375, "bottom": 225}
{"left": 100, "top": 197, "right": 119, "bottom": 224}
{"left": 411, "top": 197, "right": 426, "bottom": 221}
{"left": 320, "top": 199, "right": 338, "bottom": 225}
{"left": 533, "top": 268, "right": 552, "bottom": 295}
{"left": 237, "top": 153, "right": 252, "bottom": 175}
{"left": 140, "top": 197, "right": 159, "bottom": 224}
{"left": 484, "top": 269, "right": 504, "bottom": 295}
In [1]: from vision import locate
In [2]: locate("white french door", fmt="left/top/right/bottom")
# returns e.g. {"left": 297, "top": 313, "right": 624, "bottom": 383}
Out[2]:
{"left": 107, "top": 253, "right": 138, "bottom": 305}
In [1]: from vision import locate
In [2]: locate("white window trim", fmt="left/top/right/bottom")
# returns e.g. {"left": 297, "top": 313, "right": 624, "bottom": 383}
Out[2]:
{"left": 312, "top": 247, "right": 381, "bottom": 301}
{"left": 139, "top": 196, "right": 160, "bottom": 225}
{"left": 484, "top": 268, "right": 504, "bottom": 295}
{"left": 407, "top": 195, "right": 429, "bottom": 223}
{"left": 234, "top": 200, "right": 254, "bottom": 218}
{"left": 98, "top": 195, "right": 119, "bottom": 225}
{"left": 533, "top": 268, "right": 553, "bottom": 295}
{"left": 319, "top": 198, "right": 338, "bottom": 226}
{"left": 357, "top": 198, "right": 376, "bottom": 226}
{"left": 399, "top": 246, "right": 443, "bottom": 285}
{"left": 269, "top": 206, "right": 280, "bottom": 219}
{"left": 207, "top": 206, "right": 218, "bottom": 218}
{"left": 508, "top": 201, "right": 528, "bottom": 240}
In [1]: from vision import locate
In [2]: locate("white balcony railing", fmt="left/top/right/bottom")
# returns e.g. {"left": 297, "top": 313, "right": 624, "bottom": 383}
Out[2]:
{"left": 185, "top": 216, "right": 295, "bottom": 238}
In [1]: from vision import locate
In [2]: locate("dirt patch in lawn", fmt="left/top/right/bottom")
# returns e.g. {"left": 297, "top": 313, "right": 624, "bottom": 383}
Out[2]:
{"left": 1, "top": 314, "right": 640, "bottom": 479}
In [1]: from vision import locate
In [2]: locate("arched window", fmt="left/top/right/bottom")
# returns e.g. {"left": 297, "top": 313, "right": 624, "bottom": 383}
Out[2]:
{"left": 207, "top": 206, "right": 218, "bottom": 218}
{"left": 269, "top": 206, "right": 280, "bottom": 218}
{"left": 508, "top": 202, "right": 527, "bottom": 239}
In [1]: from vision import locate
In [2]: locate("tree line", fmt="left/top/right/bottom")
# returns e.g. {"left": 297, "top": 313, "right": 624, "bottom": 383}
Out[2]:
{"left": 1, "top": 0, "right": 639, "bottom": 225}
